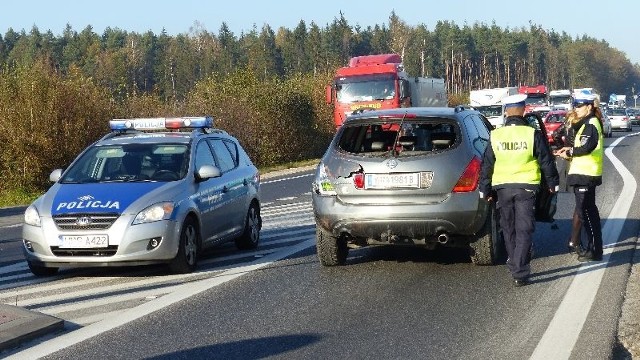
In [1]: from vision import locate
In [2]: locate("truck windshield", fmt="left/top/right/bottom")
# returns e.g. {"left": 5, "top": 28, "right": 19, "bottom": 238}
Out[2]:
{"left": 549, "top": 96, "right": 571, "bottom": 105}
{"left": 336, "top": 76, "right": 396, "bottom": 103}
{"left": 525, "top": 96, "right": 547, "bottom": 106}
{"left": 475, "top": 105, "right": 502, "bottom": 117}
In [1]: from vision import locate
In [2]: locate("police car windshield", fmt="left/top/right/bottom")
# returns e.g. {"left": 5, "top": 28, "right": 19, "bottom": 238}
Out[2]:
{"left": 60, "top": 144, "right": 188, "bottom": 183}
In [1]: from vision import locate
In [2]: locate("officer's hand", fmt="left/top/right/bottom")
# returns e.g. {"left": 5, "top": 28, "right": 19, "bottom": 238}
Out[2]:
{"left": 486, "top": 195, "right": 493, "bottom": 202}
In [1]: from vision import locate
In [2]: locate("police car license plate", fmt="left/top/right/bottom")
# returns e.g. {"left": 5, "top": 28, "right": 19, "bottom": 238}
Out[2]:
{"left": 365, "top": 173, "right": 421, "bottom": 189}
{"left": 59, "top": 235, "right": 109, "bottom": 248}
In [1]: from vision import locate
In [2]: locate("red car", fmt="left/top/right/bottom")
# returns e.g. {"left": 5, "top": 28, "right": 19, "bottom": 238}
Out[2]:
{"left": 543, "top": 110, "right": 568, "bottom": 147}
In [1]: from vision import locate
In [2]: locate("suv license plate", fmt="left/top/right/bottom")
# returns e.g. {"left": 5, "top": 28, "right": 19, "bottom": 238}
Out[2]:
{"left": 59, "top": 235, "right": 109, "bottom": 248}
{"left": 365, "top": 173, "right": 421, "bottom": 189}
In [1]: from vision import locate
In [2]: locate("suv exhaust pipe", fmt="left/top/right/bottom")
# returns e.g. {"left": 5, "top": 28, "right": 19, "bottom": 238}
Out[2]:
{"left": 437, "top": 232, "right": 449, "bottom": 244}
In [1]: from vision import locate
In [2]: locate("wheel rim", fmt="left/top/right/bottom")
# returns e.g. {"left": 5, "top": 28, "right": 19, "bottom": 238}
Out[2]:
{"left": 184, "top": 224, "right": 197, "bottom": 265}
{"left": 248, "top": 207, "right": 260, "bottom": 245}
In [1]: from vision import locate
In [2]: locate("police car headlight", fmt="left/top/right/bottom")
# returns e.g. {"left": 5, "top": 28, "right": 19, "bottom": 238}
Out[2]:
{"left": 133, "top": 202, "right": 175, "bottom": 225}
{"left": 24, "top": 205, "right": 41, "bottom": 227}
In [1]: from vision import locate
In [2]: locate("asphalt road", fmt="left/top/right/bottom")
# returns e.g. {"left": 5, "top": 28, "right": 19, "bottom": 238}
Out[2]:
{"left": 1, "top": 131, "right": 639, "bottom": 359}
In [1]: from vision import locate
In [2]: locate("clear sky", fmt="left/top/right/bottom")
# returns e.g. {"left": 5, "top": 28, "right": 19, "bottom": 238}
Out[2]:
{"left": 2, "top": 0, "right": 639, "bottom": 65}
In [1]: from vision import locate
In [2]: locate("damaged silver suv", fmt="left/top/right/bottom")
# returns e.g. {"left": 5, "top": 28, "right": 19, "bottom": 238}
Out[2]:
{"left": 311, "top": 107, "right": 502, "bottom": 266}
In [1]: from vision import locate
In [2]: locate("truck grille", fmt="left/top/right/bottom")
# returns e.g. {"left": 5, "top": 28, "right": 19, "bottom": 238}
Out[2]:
{"left": 53, "top": 213, "right": 119, "bottom": 230}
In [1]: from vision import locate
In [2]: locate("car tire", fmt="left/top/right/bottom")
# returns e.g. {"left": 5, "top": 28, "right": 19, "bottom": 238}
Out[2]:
{"left": 316, "top": 226, "right": 348, "bottom": 266}
{"left": 469, "top": 204, "right": 503, "bottom": 265}
{"left": 235, "top": 203, "right": 261, "bottom": 250}
{"left": 168, "top": 217, "right": 198, "bottom": 274}
{"left": 28, "top": 261, "right": 59, "bottom": 276}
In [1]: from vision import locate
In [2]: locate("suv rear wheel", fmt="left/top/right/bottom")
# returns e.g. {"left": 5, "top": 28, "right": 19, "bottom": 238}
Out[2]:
{"left": 316, "top": 226, "right": 348, "bottom": 266}
{"left": 469, "top": 205, "right": 503, "bottom": 265}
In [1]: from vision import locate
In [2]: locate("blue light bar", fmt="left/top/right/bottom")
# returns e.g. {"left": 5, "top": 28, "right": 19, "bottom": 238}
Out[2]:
{"left": 109, "top": 116, "right": 214, "bottom": 131}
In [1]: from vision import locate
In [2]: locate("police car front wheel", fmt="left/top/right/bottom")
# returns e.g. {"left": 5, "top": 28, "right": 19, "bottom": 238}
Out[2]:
{"left": 28, "top": 261, "right": 59, "bottom": 277}
{"left": 168, "top": 217, "right": 199, "bottom": 274}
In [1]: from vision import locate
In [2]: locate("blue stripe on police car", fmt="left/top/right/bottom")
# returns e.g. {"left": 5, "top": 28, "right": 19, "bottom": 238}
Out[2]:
{"left": 51, "top": 182, "right": 165, "bottom": 215}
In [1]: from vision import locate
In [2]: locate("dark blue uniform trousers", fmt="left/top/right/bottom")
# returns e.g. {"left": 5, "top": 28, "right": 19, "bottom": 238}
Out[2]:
{"left": 496, "top": 187, "right": 536, "bottom": 280}
{"left": 573, "top": 185, "right": 602, "bottom": 257}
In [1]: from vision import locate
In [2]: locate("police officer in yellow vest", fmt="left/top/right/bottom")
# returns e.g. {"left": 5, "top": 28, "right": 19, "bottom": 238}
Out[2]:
{"left": 555, "top": 91, "right": 603, "bottom": 262}
{"left": 479, "top": 94, "right": 559, "bottom": 286}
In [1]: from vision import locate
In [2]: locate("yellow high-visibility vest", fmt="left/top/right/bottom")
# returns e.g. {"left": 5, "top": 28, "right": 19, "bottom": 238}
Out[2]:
{"left": 491, "top": 125, "right": 541, "bottom": 186}
{"left": 568, "top": 117, "right": 603, "bottom": 177}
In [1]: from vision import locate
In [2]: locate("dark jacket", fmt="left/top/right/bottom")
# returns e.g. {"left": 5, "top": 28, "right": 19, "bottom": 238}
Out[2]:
{"left": 566, "top": 114, "right": 603, "bottom": 187}
{"left": 479, "top": 116, "right": 560, "bottom": 196}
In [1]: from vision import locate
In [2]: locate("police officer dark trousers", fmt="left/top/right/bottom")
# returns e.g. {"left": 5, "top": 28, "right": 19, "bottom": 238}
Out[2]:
{"left": 496, "top": 187, "right": 536, "bottom": 280}
{"left": 479, "top": 94, "right": 559, "bottom": 286}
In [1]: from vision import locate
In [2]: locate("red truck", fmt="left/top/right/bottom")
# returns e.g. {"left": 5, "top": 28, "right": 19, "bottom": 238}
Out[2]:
{"left": 518, "top": 85, "right": 550, "bottom": 116}
{"left": 326, "top": 54, "right": 447, "bottom": 128}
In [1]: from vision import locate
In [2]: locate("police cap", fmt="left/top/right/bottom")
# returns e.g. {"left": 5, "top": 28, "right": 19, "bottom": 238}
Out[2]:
{"left": 502, "top": 94, "right": 527, "bottom": 108}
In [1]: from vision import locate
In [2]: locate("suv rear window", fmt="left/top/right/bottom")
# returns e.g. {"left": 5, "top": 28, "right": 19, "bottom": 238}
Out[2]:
{"left": 338, "top": 119, "right": 459, "bottom": 155}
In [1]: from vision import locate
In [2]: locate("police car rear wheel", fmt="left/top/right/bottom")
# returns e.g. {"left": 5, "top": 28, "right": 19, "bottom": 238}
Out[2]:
{"left": 169, "top": 217, "right": 198, "bottom": 274}
{"left": 28, "top": 261, "right": 59, "bottom": 277}
{"left": 235, "top": 203, "right": 261, "bottom": 250}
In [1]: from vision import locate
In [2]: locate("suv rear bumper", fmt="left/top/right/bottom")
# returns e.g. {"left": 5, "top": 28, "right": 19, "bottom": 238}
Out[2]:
{"left": 312, "top": 192, "right": 487, "bottom": 242}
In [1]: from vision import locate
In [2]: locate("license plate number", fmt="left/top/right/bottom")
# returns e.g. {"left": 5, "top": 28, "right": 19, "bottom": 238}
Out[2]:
{"left": 59, "top": 235, "right": 109, "bottom": 248}
{"left": 365, "top": 173, "right": 421, "bottom": 189}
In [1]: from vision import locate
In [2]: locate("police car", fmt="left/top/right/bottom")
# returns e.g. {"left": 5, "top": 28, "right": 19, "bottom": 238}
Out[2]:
{"left": 22, "top": 117, "right": 261, "bottom": 276}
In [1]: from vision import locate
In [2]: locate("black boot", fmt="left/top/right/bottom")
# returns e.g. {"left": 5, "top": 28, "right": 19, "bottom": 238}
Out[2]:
{"left": 567, "top": 211, "right": 582, "bottom": 254}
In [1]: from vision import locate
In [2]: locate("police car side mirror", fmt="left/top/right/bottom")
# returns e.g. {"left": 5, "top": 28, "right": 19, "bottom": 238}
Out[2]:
{"left": 49, "top": 169, "right": 63, "bottom": 182}
{"left": 196, "top": 165, "right": 221, "bottom": 181}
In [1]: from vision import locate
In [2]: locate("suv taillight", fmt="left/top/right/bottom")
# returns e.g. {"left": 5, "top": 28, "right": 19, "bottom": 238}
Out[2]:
{"left": 453, "top": 156, "right": 481, "bottom": 193}
{"left": 353, "top": 173, "right": 365, "bottom": 189}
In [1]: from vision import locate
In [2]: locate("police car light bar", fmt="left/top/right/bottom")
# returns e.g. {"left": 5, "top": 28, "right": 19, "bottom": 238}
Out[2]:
{"left": 109, "top": 116, "right": 214, "bottom": 131}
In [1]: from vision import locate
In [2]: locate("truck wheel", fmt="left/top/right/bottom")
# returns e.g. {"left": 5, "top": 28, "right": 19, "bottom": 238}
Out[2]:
{"left": 469, "top": 204, "right": 503, "bottom": 265}
{"left": 168, "top": 217, "right": 198, "bottom": 274}
{"left": 235, "top": 203, "right": 261, "bottom": 250}
{"left": 316, "top": 226, "right": 348, "bottom": 266}
{"left": 28, "top": 261, "right": 58, "bottom": 276}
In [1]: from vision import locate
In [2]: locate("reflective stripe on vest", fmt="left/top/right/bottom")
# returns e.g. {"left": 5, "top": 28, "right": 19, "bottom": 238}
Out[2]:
{"left": 490, "top": 125, "right": 541, "bottom": 186}
{"left": 568, "top": 117, "right": 603, "bottom": 176}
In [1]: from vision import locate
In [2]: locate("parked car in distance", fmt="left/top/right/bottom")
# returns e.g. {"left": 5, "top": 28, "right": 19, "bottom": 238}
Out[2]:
{"left": 22, "top": 117, "right": 262, "bottom": 276}
{"left": 602, "top": 113, "right": 613, "bottom": 138}
{"left": 606, "top": 108, "right": 633, "bottom": 132}
{"left": 543, "top": 110, "right": 567, "bottom": 148}
{"left": 627, "top": 108, "right": 640, "bottom": 125}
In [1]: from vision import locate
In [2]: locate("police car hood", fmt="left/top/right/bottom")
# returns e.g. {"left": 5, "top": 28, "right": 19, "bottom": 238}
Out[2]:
{"left": 49, "top": 182, "right": 177, "bottom": 216}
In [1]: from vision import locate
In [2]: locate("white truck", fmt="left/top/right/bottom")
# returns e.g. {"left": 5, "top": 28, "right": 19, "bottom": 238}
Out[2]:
{"left": 469, "top": 87, "right": 519, "bottom": 128}
{"left": 608, "top": 94, "right": 627, "bottom": 108}
{"left": 549, "top": 89, "right": 572, "bottom": 111}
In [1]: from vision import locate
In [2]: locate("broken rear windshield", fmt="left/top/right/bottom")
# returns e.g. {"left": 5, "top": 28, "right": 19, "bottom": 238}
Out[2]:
{"left": 337, "top": 119, "right": 459, "bottom": 155}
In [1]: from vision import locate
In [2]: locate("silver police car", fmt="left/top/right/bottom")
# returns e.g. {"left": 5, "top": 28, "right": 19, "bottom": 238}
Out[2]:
{"left": 23, "top": 117, "right": 261, "bottom": 275}
{"left": 311, "top": 107, "right": 502, "bottom": 266}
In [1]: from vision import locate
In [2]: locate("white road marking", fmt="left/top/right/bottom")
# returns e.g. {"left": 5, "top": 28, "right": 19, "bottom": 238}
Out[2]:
{"left": 5, "top": 237, "right": 317, "bottom": 359}
{"left": 261, "top": 173, "right": 314, "bottom": 184}
{"left": 531, "top": 135, "right": 637, "bottom": 359}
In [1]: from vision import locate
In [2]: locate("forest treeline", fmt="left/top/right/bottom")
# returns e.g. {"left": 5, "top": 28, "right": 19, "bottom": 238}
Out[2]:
{"left": 1, "top": 11, "right": 639, "bottom": 202}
